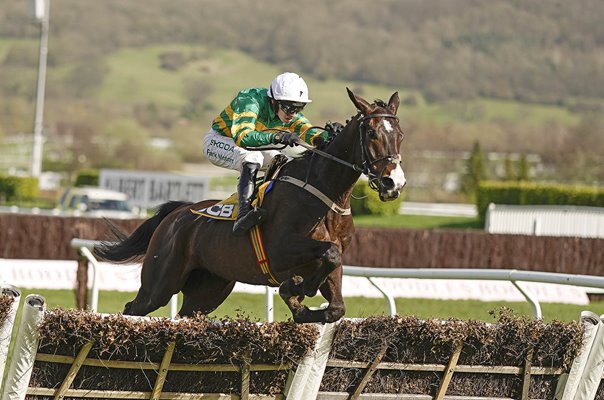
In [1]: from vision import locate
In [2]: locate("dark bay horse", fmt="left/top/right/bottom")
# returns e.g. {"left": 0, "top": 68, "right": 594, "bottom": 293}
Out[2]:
{"left": 94, "top": 88, "right": 406, "bottom": 323}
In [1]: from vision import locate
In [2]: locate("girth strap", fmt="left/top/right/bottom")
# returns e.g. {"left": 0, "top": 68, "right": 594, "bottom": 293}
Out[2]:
{"left": 249, "top": 225, "right": 279, "bottom": 285}
{"left": 277, "top": 176, "right": 352, "bottom": 216}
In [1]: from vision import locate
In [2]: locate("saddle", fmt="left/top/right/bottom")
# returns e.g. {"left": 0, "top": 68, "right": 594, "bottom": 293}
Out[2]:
{"left": 192, "top": 154, "right": 289, "bottom": 221}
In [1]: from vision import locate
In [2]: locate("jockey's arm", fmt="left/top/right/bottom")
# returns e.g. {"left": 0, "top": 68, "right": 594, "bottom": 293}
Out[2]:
{"left": 291, "top": 115, "right": 330, "bottom": 146}
{"left": 234, "top": 114, "right": 329, "bottom": 148}
{"left": 234, "top": 127, "right": 278, "bottom": 148}
{"left": 229, "top": 99, "right": 276, "bottom": 148}
{"left": 227, "top": 94, "right": 329, "bottom": 148}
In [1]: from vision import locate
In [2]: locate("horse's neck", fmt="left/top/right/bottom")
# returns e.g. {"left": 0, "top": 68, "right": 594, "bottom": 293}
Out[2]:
{"left": 311, "top": 118, "right": 363, "bottom": 204}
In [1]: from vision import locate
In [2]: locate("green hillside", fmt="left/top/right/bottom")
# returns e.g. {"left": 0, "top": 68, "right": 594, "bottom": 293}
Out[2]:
{"left": 49, "top": 42, "right": 577, "bottom": 128}
{"left": 28, "top": 41, "right": 581, "bottom": 129}
{"left": 0, "top": 0, "right": 602, "bottom": 192}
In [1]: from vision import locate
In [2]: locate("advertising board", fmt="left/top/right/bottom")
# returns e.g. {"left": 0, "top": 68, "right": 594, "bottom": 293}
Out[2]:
{"left": 99, "top": 169, "right": 207, "bottom": 209}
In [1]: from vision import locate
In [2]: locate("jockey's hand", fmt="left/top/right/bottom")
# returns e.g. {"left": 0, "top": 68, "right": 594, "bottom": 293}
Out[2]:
{"left": 274, "top": 132, "right": 299, "bottom": 147}
{"left": 325, "top": 121, "right": 344, "bottom": 136}
{"left": 312, "top": 136, "right": 326, "bottom": 148}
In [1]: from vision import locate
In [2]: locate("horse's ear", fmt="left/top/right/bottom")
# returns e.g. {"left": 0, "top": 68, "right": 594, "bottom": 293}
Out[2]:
{"left": 346, "top": 87, "right": 371, "bottom": 114}
{"left": 388, "top": 92, "right": 400, "bottom": 115}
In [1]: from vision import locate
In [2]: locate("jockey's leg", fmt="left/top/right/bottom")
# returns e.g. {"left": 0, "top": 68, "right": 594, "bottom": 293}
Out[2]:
{"left": 233, "top": 161, "right": 267, "bottom": 235}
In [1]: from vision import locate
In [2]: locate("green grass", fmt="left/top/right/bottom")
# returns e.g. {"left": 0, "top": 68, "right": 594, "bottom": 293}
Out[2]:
{"left": 13, "top": 288, "right": 602, "bottom": 323}
{"left": 411, "top": 98, "right": 580, "bottom": 127}
{"left": 99, "top": 46, "right": 189, "bottom": 107}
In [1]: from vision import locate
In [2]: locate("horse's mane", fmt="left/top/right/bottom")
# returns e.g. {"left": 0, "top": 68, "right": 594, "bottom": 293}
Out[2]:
{"left": 300, "top": 98, "right": 388, "bottom": 158}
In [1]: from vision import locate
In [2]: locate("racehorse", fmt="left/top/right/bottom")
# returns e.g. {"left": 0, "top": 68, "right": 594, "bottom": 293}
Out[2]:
{"left": 94, "top": 88, "right": 406, "bottom": 323}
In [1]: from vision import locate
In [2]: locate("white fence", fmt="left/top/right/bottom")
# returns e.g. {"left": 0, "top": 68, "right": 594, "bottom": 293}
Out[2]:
{"left": 69, "top": 238, "right": 604, "bottom": 321}
{"left": 485, "top": 203, "right": 604, "bottom": 238}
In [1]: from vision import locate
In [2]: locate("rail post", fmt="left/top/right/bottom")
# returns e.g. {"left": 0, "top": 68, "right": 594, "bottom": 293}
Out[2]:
{"left": 1, "top": 294, "right": 45, "bottom": 400}
{"left": 0, "top": 285, "right": 21, "bottom": 391}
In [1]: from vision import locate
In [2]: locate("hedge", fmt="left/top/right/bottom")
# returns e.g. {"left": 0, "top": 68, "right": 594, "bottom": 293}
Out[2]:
{"left": 476, "top": 181, "right": 604, "bottom": 221}
{"left": 0, "top": 175, "right": 39, "bottom": 202}
{"left": 74, "top": 169, "right": 99, "bottom": 187}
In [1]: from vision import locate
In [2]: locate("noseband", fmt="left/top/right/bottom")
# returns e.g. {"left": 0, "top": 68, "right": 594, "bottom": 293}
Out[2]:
{"left": 357, "top": 113, "right": 402, "bottom": 192}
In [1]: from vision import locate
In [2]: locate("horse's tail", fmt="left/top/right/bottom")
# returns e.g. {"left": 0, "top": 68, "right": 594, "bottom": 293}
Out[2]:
{"left": 94, "top": 201, "right": 191, "bottom": 263}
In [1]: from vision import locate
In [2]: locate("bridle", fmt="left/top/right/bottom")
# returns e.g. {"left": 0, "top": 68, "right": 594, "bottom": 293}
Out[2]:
{"left": 293, "top": 111, "right": 402, "bottom": 193}
{"left": 357, "top": 113, "right": 402, "bottom": 192}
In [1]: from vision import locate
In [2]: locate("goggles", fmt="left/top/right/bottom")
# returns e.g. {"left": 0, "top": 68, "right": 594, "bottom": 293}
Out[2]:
{"left": 278, "top": 101, "right": 305, "bottom": 114}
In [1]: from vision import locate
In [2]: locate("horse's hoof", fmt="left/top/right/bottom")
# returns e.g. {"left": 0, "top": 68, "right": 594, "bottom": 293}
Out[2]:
{"left": 292, "top": 307, "right": 312, "bottom": 323}
{"left": 123, "top": 301, "right": 133, "bottom": 315}
{"left": 324, "top": 308, "right": 345, "bottom": 323}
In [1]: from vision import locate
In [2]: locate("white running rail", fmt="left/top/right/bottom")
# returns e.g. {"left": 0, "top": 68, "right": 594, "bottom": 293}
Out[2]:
{"left": 70, "top": 239, "right": 604, "bottom": 320}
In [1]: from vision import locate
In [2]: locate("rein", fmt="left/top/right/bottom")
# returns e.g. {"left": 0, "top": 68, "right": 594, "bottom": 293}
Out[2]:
{"left": 269, "top": 110, "right": 401, "bottom": 214}
{"left": 297, "top": 113, "right": 401, "bottom": 187}
{"left": 294, "top": 137, "right": 363, "bottom": 172}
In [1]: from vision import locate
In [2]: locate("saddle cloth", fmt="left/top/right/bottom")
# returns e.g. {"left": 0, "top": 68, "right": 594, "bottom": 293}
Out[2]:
{"left": 191, "top": 181, "right": 274, "bottom": 221}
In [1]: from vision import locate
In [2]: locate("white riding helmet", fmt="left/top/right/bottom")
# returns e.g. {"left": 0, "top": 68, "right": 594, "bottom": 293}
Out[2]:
{"left": 268, "top": 72, "right": 312, "bottom": 103}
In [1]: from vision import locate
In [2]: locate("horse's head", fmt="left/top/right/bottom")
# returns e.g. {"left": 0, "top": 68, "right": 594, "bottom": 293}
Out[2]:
{"left": 347, "top": 88, "right": 406, "bottom": 201}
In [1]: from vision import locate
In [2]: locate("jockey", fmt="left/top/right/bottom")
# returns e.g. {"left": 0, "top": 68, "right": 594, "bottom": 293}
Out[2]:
{"left": 203, "top": 72, "right": 329, "bottom": 235}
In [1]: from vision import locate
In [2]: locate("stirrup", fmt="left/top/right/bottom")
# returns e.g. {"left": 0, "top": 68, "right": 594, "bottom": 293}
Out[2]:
{"left": 233, "top": 207, "right": 267, "bottom": 236}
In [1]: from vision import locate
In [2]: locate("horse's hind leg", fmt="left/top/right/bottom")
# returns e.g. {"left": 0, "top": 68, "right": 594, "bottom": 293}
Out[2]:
{"left": 124, "top": 255, "right": 187, "bottom": 316}
{"left": 178, "top": 269, "right": 235, "bottom": 317}
{"left": 124, "top": 285, "right": 175, "bottom": 316}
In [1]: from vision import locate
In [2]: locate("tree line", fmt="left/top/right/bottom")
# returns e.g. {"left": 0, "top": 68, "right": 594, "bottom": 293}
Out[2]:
{"left": 1, "top": 0, "right": 603, "bottom": 106}
{"left": 0, "top": 0, "right": 602, "bottom": 191}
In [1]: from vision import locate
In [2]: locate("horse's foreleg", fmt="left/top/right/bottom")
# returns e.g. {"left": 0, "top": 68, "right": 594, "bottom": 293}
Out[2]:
{"left": 279, "top": 276, "right": 310, "bottom": 322}
{"left": 302, "top": 243, "right": 341, "bottom": 297}
{"left": 276, "top": 240, "right": 344, "bottom": 323}
{"left": 318, "top": 267, "right": 346, "bottom": 322}
{"left": 279, "top": 268, "right": 345, "bottom": 324}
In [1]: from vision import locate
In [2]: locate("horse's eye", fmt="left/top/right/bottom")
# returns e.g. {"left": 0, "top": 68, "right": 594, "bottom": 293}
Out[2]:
{"left": 367, "top": 129, "right": 378, "bottom": 139}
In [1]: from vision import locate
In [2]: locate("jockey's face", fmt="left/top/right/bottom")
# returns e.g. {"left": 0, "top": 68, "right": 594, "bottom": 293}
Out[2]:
{"left": 275, "top": 100, "right": 305, "bottom": 123}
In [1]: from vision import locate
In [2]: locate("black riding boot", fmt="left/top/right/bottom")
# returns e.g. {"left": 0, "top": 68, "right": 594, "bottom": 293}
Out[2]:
{"left": 233, "top": 162, "right": 266, "bottom": 236}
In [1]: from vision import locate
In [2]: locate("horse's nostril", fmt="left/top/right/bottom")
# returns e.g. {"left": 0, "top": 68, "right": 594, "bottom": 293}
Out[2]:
{"left": 381, "top": 177, "right": 395, "bottom": 190}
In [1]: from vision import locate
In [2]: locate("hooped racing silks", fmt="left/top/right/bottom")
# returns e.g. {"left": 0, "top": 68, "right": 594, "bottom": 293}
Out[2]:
{"left": 207, "top": 87, "right": 330, "bottom": 235}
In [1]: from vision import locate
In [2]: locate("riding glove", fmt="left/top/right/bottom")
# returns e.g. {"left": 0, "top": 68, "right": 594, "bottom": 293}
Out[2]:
{"left": 312, "top": 136, "right": 326, "bottom": 148}
{"left": 273, "top": 131, "right": 299, "bottom": 147}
